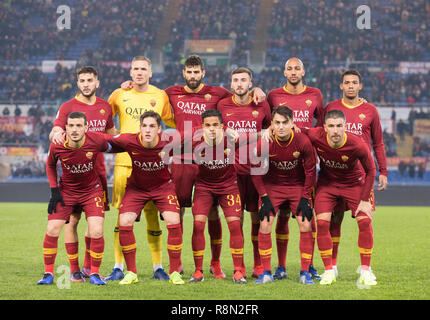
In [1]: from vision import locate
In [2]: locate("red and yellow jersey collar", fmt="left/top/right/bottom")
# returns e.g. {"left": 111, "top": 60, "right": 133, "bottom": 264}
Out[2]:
{"left": 184, "top": 83, "right": 205, "bottom": 94}
{"left": 282, "top": 85, "right": 307, "bottom": 95}
{"left": 341, "top": 98, "right": 364, "bottom": 109}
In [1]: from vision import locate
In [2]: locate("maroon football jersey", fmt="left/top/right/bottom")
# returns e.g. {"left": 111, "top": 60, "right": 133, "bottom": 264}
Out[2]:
{"left": 217, "top": 95, "right": 272, "bottom": 175}
{"left": 324, "top": 99, "right": 387, "bottom": 176}
{"left": 305, "top": 127, "right": 376, "bottom": 201}
{"left": 192, "top": 132, "right": 238, "bottom": 192}
{"left": 252, "top": 131, "right": 316, "bottom": 200}
{"left": 46, "top": 132, "right": 109, "bottom": 198}
{"left": 267, "top": 85, "right": 324, "bottom": 128}
{"left": 106, "top": 133, "right": 174, "bottom": 192}
{"left": 54, "top": 96, "right": 114, "bottom": 132}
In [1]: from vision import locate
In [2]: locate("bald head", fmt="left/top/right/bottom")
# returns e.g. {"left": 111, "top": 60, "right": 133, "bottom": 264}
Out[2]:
{"left": 284, "top": 57, "right": 305, "bottom": 86}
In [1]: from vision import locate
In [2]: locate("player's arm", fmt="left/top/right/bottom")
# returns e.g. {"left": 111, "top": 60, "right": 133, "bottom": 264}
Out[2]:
{"left": 49, "top": 126, "right": 65, "bottom": 144}
{"left": 108, "top": 89, "right": 121, "bottom": 119}
{"left": 103, "top": 134, "right": 127, "bottom": 154}
{"left": 46, "top": 145, "right": 64, "bottom": 213}
{"left": 370, "top": 109, "right": 388, "bottom": 190}
{"left": 300, "top": 135, "right": 317, "bottom": 200}
{"left": 357, "top": 143, "right": 377, "bottom": 202}
{"left": 160, "top": 91, "right": 176, "bottom": 129}
{"left": 314, "top": 89, "right": 325, "bottom": 128}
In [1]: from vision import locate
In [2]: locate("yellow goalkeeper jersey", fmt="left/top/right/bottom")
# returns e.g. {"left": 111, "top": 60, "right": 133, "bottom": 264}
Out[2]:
{"left": 108, "top": 85, "right": 176, "bottom": 166}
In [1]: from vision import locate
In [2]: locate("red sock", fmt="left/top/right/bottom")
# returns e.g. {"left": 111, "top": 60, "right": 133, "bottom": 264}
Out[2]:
{"left": 208, "top": 218, "right": 222, "bottom": 264}
{"left": 275, "top": 214, "right": 289, "bottom": 268}
{"left": 119, "top": 226, "right": 137, "bottom": 274}
{"left": 299, "top": 231, "right": 314, "bottom": 271}
{"left": 357, "top": 214, "right": 373, "bottom": 269}
{"left": 192, "top": 220, "right": 206, "bottom": 271}
{"left": 227, "top": 220, "right": 244, "bottom": 271}
{"left": 310, "top": 215, "right": 317, "bottom": 265}
{"left": 251, "top": 223, "right": 261, "bottom": 267}
{"left": 167, "top": 223, "right": 183, "bottom": 274}
{"left": 65, "top": 242, "right": 80, "bottom": 273}
{"left": 43, "top": 234, "right": 58, "bottom": 274}
{"left": 317, "top": 219, "right": 333, "bottom": 270}
{"left": 90, "top": 236, "right": 104, "bottom": 275}
{"left": 258, "top": 231, "right": 272, "bottom": 272}
{"left": 83, "top": 236, "right": 91, "bottom": 270}
{"left": 330, "top": 221, "right": 342, "bottom": 266}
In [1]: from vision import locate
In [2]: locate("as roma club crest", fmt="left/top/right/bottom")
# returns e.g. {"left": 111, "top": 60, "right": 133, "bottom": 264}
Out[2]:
{"left": 252, "top": 110, "right": 259, "bottom": 118}
{"left": 359, "top": 113, "right": 366, "bottom": 121}
{"left": 224, "top": 148, "right": 231, "bottom": 155}
{"left": 204, "top": 94, "right": 212, "bottom": 101}
{"left": 341, "top": 155, "right": 349, "bottom": 162}
{"left": 293, "top": 151, "right": 300, "bottom": 158}
{"left": 158, "top": 151, "right": 166, "bottom": 158}
{"left": 305, "top": 100, "right": 312, "bottom": 107}
{"left": 99, "top": 109, "right": 105, "bottom": 115}
{"left": 150, "top": 99, "right": 156, "bottom": 107}
{"left": 86, "top": 152, "right": 94, "bottom": 159}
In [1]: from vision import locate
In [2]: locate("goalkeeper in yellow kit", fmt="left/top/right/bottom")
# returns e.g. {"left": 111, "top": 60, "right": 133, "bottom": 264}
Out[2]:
{"left": 105, "top": 56, "right": 176, "bottom": 281}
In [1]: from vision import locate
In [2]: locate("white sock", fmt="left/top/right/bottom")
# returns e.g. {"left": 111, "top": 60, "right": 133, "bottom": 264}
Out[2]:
{"left": 153, "top": 264, "right": 162, "bottom": 272}
{"left": 114, "top": 263, "right": 124, "bottom": 271}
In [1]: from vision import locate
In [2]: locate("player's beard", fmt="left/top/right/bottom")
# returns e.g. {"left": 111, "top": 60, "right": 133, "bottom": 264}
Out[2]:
{"left": 234, "top": 88, "right": 249, "bottom": 97}
{"left": 185, "top": 78, "right": 202, "bottom": 90}
{"left": 345, "top": 92, "right": 358, "bottom": 100}
{"left": 79, "top": 87, "right": 96, "bottom": 98}
{"left": 287, "top": 78, "right": 301, "bottom": 86}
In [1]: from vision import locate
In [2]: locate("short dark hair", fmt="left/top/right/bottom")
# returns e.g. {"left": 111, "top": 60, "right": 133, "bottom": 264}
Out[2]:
{"left": 325, "top": 109, "right": 346, "bottom": 123}
{"left": 184, "top": 55, "right": 204, "bottom": 70}
{"left": 201, "top": 109, "right": 223, "bottom": 123}
{"left": 342, "top": 69, "right": 362, "bottom": 83}
{"left": 272, "top": 106, "right": 293, "bottom": 121}
{"left": 67, "top": 111, "right": 87, "bottom": 124}
{"left": 77, "top": 66, "right": 98, "bottom": 78}
{"left": 140, "top": 110, "right": 161, "bottom": 126}
{"left": 231, "top": 67, "right": 253, "bottom": 81}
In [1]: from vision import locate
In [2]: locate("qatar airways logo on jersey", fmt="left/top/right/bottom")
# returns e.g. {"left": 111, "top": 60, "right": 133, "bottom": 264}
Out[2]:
{"left": 88, "top": 119, "right": 107, "bottom": 132}
{"left": 293, "top": 110, "right": 310, "bottom": 122}
{"left": 176, "top": 101, "right": 207, "bottom": 115}
{"left": 227, "top": 120, "right": 257, "bottom": 133}
{"left": 270, "top": 159, "right": 299, "bottom": 170}
{"left": 319, "top": 156, "right": 348, "bottom": 169}
{"left": 345, "top": 122, "right": 363, "bottom": 136}
{"left": 63, "top": 162, "right": 94, "bottom": 173}
{"left": 197, "top": 157, "right": 230, "bottom": 170}
{"left": 133, "top": 160, "right": 165, "bottom": 171}
{"left": 125, "top": 107, "right": 150, "bottom": 120}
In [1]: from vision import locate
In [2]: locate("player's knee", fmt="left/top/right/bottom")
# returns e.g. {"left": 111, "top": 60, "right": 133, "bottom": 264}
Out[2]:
{"left": 259, "top": 220, "right": 272, "bottom": 234}
{"left": 46, "top": 222, "right": 63, "bottom": 237}
{"left": 356, "top": 216, "right": 372, "bottom": 231}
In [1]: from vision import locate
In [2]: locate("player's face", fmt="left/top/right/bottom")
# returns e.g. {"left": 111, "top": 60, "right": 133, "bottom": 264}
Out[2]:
{"left": 66, "top": 118, "right": 88, "bottom": 143}
{"left": 77, "top": 73, "right": 99, "bottom": 98}
{"left": 130, "top": 60, "right": 152, "bottom": 86}
{"left": 202, "top": 116, "right": 223, "bottom": 140}
{"left": 183, "top": 65, "right": 205, "bottom": 90}
{"left": 272, "top": 113, "right": 294, "bottom": 139}
{"left": 231, "top": 72, "right": 252, "bottom": 97}
{"left": 340, "top": 74, "right": 362, "bottom": 99}
{"left": 140, "top": 117, "right": 161, "bottom": 143}
{"left": 284, "top": 59, "right": 305, "bottom": 86}
{"left": 324, "top": 117, "right": 346, "bottom": 145}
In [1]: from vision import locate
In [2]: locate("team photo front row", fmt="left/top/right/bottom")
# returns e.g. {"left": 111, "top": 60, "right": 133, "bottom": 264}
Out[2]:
{"left": 39, "top": 106, "right": 377, "bottom": 287}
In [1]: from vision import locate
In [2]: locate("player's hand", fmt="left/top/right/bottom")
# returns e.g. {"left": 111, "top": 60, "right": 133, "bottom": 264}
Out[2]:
{"left": 292, "top": 124, "right": 301, "bottom": 133}
{"left": 296, "top": 197, "right": 313, "bottom": 222}
{"left": 52, "top": 130, "right": 65, "bottom": 145}
{"left": 261, "top": 127, "right": 274, "bottom": 143}
{"left": 359, "top": 97, "right": 368, "bottom": 103}
{"left": 259, "top": 195, "right": 275, "bottom": 222}
{"left": 48, "top": 187, "right": 65, "bottom": 214}
{"left": 225, "top": 127, "right": 239, "bottom": 142}
{"left": 253, "top": 87, "right": 266, "bottom": 104}
{"left": 355, "top": 200, "right": 373, "bottom": 220}
{"left": 377, "top": 174, "right": 387, "bottom": 191}
{"left": 120, "top": 80, "right": 133, "bottom": 90}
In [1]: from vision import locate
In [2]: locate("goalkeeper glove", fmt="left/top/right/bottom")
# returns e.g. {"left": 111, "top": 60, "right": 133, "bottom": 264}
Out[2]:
{"left": 48, "top": 187, "right": 65, "bottom": 214}
{"left": 296, "top": 197, "right": 313, "bottom": 222}
{"left": 259, "top": 195, "right": 275, "bottom": 222}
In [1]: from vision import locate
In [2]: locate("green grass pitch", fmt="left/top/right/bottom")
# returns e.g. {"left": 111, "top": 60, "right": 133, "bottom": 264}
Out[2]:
{"left": 1, "top": 203, "right": 429, "bottom": 300}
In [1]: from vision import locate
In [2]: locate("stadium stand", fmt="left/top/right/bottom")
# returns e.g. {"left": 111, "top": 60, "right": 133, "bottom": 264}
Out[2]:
{"left": 0, "top": 0, "right": 429, "bottom": 185}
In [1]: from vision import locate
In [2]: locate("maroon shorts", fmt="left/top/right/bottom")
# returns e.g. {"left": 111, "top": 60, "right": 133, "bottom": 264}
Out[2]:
{"left": 171, "top": 162, "right": 199, "bottom": 208}
{"left": 333, "top": 187, "right": 376, "bottom": 213}
{"left": 237, "top": 174, "right": 259, "bottom": 213}
{"left": 119, "top": 181, "right": 180, "bottom": 221}
{"left": 314, "top": 182, "right": 372, "bottom": 217}
{"left": 192, "top": 186, "right": 242, "bottom": 218}
{"left": 258, "top": 185, "right": 304, "bottom": 218}
{"left": 49, "top": 190, "right": 105, "bottom": 222}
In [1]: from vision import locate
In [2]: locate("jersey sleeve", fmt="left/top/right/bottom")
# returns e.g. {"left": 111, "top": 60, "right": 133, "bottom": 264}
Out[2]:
{"left": 53, "top": 103, "right": 69, "bottom": 128}
{"left": 104, "top": 103, "right": 115, "bottom": 131}
{"left": 250, "top": 139, "right": 268, "bottom": 196}
{"left": 160, "top": 90, "right": 176, "bottom": 129}
{"left": 314, "top": 89, "right": 325, "bottom": 128}
{"left": 46, "top": 144, "right": 59, "bottom": 188}
{"left": 108, "top": 88, "right": 122, "bottom": 118}
{"left": 105, "top": 134, "right": 128, "bottom": 153}
{"left": 370, "top": 108, "right": 388, "bottom": 177}
{"left": 261, "top": 101, "right": 272, "bottom": 129}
